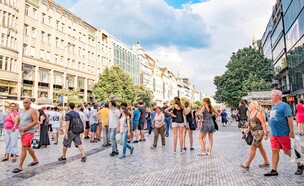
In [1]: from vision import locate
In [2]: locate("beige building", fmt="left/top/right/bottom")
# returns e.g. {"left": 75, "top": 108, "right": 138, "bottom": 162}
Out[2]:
{"left": 0, "top": 0, "right": 113, "bottom": 105}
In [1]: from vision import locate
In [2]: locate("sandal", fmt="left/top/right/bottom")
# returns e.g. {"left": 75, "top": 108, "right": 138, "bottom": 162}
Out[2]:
{"left": 295, "top": 165, "right": 304, "bottom": 175}
{"left": 58, "top": 156, "right": 67, "bottom": 161}
{"left": 1, "top": 158, "right": 9, "bottom": 162}
{"left": 240, "top": 164, "right": 249, "bottom": 170}
{"left": 28, "top": 161, "right": 39, "bottom": 166}
{"left": 259, "top": 163, "right": 270, "bottom": 168}
{"left": 12, "top": 168, "right": 23, "bottom": 173}
{"left": 12, "top": 158, "right": 17, "bottom": 163}
{"left": 264, "top": 170, "right": 278, "bottom": 176}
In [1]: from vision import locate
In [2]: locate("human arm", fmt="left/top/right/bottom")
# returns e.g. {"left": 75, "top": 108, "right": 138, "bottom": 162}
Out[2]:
{"left": 165, "top": 105, "right": 174, "bottom": 116}
{"left": 288, "top": 116, "right": 294, "bottom": 138}
{"left": 12, "top": 114, "right": 19, "bottom": 132}
{"left": 213, "top": 108, "right": 220, "bottom": 117}
{"left": 64, "top": 115, "right": 70, "bottom": 140}
{"left": 257, "top": 112, "right": 268, "bottom": 140}
{"left": 19, "top": 109, "right": 38, "bottom": 132}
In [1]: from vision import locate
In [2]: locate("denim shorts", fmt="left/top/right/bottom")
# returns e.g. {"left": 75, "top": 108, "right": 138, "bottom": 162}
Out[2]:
{"left": 90, "top": 123, "right": 98, "bottom": 132}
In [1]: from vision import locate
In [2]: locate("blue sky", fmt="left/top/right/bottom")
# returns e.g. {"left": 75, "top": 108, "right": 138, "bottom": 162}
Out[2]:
{"left": 55, "top": 0, "right": 276, "bottom": 95}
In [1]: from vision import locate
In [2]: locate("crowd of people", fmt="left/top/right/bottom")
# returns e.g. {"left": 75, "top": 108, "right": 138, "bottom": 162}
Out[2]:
{"left": 0, "top": 90, "right": 303, "bottom": 177}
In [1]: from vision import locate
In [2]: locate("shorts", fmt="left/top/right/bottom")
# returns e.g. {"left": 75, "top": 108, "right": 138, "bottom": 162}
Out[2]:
{"left": 172, "top": 122, "right": 184, "bottom": 128}
{"left": 52, "top": 127, "right": 60, "bottom": 133}
{"left": 63, "top": 131, "right": 82, "bottom": 148}
{"left": 48, "top": 124, "right": 53, "bottom": 132}
{"left": 21, "top": 133, "right": 34, "bottom": 147}
{"left": 270, "top": 136, "right": 291, "bottom": 151}
{"left": 85, "top": 121, "right": 90, "bottom": 129}
{"left": 90, "top": 123, "right": 98, "bottom": 132}
{"left": 138, "top": 121, "right": 145, "bottom": 130}
{"left": 133, "top": 123, "right": 139, "bottom": 131}
{"left": 251, "top": 130, "right": 264, "bottom": 147}
{"left": 238, "top": 120, "right": 247, "bottom": 128}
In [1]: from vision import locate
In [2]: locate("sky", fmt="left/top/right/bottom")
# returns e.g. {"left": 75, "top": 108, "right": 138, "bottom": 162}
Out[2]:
{"left": 55, "top": 0, "right": 276, "bottom": 96}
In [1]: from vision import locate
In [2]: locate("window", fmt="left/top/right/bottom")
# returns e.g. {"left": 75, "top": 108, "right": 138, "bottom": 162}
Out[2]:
{"left": 55, "top": 37, "right": 59, "bottom": 47}
{"left": 48, "top": 16, "right": 52, "bottom": 26}
{"left": 46, "top": 52, "right": 50, "bottom": 61}
{"left": 55, "top": 55, "right": 58, "bottom": 64}
{"left": 31, "top": 27, "right": 36, "bottom": 38}
{"left": 25, "top": 4, "right": 29, "bottom": 16}
{"left": 61, "top": 23, "right": 64, "bottom": 32}
{"left": 47, "top": 34, "right": 51, "bottom": 44}
{"left": 23, "top": 43, "right": 28, "bottom": 55}
{"left": 41, "top": 31, "right": 45, "bottom": 42}
{"left": 42, "top": 13, "right": 46, "bottom": 24}
{"left": 24, "top": 24, "right": 29, "bottom": 36}
{"left": 40, "top": 49, "right": 44, "bottom": 60}
{"left": 30, "top": 46, "right": 35, "bottom": 57}
{"left": 32, "top": 8, "right": 37, "bottom": 19}
{"left": 0, "top": 34, "right": 5, "bottom": 46}
{"left": 2, "top": 11, "right": 6, "bottom": 27}
{"left": 56, "top": 20, "right": 59, "bottom": 30}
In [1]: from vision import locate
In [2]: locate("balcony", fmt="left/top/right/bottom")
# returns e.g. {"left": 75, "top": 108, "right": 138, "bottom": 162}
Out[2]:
{"left": 0, "top": 70, "right": 18, "bottom": 82}
{"left": 280, "top": 84, "right": 291, "bottom": 94}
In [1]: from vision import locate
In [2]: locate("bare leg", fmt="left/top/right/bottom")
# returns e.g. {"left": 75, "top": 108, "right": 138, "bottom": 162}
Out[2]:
{"left": 272, "top": 148, "right": 280, "bottom": 171}
{"left": 173, "top": 127, "right": 177, "bottom": 152}
{"left": 245, "top": 146, "right": 257, "bottom": 166}
{"left": 178, "top": 127, "right": 183, "bottom": 152}
{"left": 90, "top": 132, "right": 95, "bottom": 141}
{"left": 18, "top": 146, "right": 27, "bottom": 169}
{"left": 199, "top": 132, "right": 206, "bottom": 152}
{"left": 183, "top": 127, "right": 187, "bottom": 148}
{"left": 27, "top": 147, "right": 38, "bottom": 162}
{"left": 208, "top": 133, "right": 213, "bottom": 154}
{"left": 258, "top": 144, "right": 269, "bottom": 164}
{"left": 62, "top": 146, "right": 68, "bottom": 158}
{"left": 189, "top": 129, "right": 193, "bottom": 148}
{"left": 96, "top": 125, "right": 101, "bottom": 139}
{"left": 78, "top": 145, "right": 86, "bottom": 157}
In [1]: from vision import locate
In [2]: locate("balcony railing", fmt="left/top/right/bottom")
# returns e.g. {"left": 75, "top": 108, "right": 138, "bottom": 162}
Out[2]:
{"left": 280, "top": 84, "right": 291, "bottom": 94}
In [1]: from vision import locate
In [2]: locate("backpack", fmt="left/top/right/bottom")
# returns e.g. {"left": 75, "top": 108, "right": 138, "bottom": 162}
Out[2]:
{"left": 67, "top": 113, "right": 84, "bottom": 134}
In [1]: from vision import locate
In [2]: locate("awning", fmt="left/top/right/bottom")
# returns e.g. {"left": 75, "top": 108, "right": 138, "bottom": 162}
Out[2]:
{"left": 35, "top": 97, "right": 53, "bottom": 105}
{"left": 5, "top": 100, "right": 40, "bottom": 109}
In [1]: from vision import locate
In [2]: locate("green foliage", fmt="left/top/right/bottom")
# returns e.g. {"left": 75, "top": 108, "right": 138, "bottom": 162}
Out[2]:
{"left": 93, "top": 65, "right": 153, "bottom": 107}
{"left": 214, "top": 47, "right": 273, "bottom": 107}
{"left": 192, "top": 101, "right": 203, "bottom": 109}
{"left": 58, "top": 89, "right": 84, "bottom": 106}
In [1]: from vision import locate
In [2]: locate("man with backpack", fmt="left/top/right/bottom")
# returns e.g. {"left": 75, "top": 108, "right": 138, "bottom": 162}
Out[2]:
{"left": 58, "top": 103, "right": 86, "bottom": 162}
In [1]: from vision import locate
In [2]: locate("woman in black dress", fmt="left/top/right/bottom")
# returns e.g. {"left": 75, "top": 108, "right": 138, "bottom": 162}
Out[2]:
{"left": 38, "top": 109, "right": 50, "bottom": 148}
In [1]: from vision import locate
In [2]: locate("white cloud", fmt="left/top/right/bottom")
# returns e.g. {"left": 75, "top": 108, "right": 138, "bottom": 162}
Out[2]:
{"left": 63, "top": 0, "right": 277, "bottom": 96}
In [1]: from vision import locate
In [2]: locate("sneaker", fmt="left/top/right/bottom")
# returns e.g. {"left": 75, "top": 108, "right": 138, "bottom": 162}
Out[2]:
{"left": 240, "top": 164, "right": 249, "bottom": 171}
{"left": 115, "top": 151, "right": 119, "bottom": 155}
{"left": 81, "top": 156, "right": 87, "bottom": 162}
{"left": 109, "top": 152, "right": 116, "bottom": 156}
{"left": 139, "top": 139, "right": 143, "bottom": 141}
{"left": 295, "top": 165, "right": 304, "bottom": 175}
{"left": 119, "top": 155, "right": 126, "bottom": 159}
{"left": 180, "top": 150, "right": 184, "bottom": 154}
{"left": 127, "top": 140, "right": 131, "bottom": 143}
{"left": 165, "top": 134, "right": 169, "bottom": 137}
{"left": 190, "top": 148, "right": 195, "bottom": 151}
{"left": 12, "top": 168, "right": 23, "bottom": 173}
{"left": 58, "top": 156, "right": 66, "bottom": 161}
{"left": 143, "top": 138, "right": 146, "bottom": 141}
{"left": 130, "top": 147, "right": 134, "bottom": 155}
{"left": 264, "top": 170, "right": 279, "bottom": 176}
{"left": 84, "top": 136, "right": 90, "bottom": 139}
{"left": 183, "top": 147, "right": 187, "bottom": 151}
{"left": 133, "top": 140, "right": 138, "bottom": 144}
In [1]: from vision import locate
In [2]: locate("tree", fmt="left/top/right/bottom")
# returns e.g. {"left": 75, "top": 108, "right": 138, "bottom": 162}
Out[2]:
{"left": 56, "top": 89, "right": 84, "bottom": 106}
{"left": 93, "top": 65, "right": 136, "bottom": 106}
{"left": 134, "top": 85, "right": 153, "bottom": 107}
{"left": 214, "top": 47, "right": 273, "bottom": 107}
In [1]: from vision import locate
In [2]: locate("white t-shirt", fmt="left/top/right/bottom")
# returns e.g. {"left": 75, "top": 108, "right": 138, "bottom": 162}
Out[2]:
{"left": 78, "top": 111, "right": 86, "bottom": 125}
{"left": 89, "top": 108, "right": 98, "bottom": 125}
{"left": 109, "top": 108, "right": 120, "bottom": 129}
{"left": 50, "top": 112, "right": 62, "bottom": 128}
{"left": 84, "top": 109, "right": 90, "bottom": 122}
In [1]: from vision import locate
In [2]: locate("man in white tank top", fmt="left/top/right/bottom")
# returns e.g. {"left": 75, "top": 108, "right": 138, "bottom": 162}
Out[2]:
{"left": 50, "top": 107, "right": 62, "bottom": 145}
{"left": 12, "top": 98, "right": 39, "bottom": 173}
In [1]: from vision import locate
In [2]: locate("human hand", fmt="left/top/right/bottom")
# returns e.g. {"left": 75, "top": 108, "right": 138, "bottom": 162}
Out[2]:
{"left": 171, "top": 114, "right": 176, "bottom": 118}
{"left": 65, "top": 134, "right": 68, "bottom": 140}
{"left": 19, "top": 127, "right": 26, "bottom": 132}
{"left": 264, "top": 135, "right": 268, "bottom": 141}
{"left": 12, "top": 127, "right": 16, "bottom": 132}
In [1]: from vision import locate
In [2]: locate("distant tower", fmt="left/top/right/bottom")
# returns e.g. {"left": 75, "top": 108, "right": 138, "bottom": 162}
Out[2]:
{"left": 252, "top": 34, "right": 259, "bottom": 50}
{"left": 133, "top": 40, "right": 145, "bottom": 55}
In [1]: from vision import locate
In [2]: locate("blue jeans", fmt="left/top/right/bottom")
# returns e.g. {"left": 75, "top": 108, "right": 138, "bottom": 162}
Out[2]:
{"left": 164, "top": 117, "right": 171, "bottom": 135}
{"left": 122, "top": 131, "right": 133, "bottom": 155}
{"left": 147, "top": 119, "right": 152, "bottom": 135}
{"left": 110, "top": 128, "right": 118, "bottom": 152}
{"left": 5, "top": 129, "right": 19, "bottom": 154}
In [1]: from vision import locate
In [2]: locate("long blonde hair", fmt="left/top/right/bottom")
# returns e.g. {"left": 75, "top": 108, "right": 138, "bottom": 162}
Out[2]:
{"left": 203, "top": 98, "right": 212, "bottom": 114}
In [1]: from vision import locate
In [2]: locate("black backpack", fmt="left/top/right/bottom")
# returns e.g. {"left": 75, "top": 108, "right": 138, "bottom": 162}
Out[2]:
{"left": 67, "top": 113, "right": 84, "bottom": 134}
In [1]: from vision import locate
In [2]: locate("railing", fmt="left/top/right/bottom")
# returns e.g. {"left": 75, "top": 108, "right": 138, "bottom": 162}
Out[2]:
{"left": 280, "top": 84, "right": 291, "bottom": 94}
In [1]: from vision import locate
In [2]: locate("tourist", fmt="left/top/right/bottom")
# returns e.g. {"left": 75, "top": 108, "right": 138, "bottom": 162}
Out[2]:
{"left": 50, "top": 107, "right": 62, "bottom": 145}
{"left": 2, "top": 103, "right": 19, "bottom": 163}
{"left": 0, "top": 108, "right": 6, "bottom": 136}
{"left": 98, "top": 103, "right": 110, "bottom": 147}
{"left": 38, "top": 109, "right": 50, "bottom": 148}
{"left": 165, "top": 97, "right": 185, "bottom": 153}
{"left": 89, "top": 104, "right": 99, "bottom": 143}
{"left": 220, "top": 109, "right": 228, "bottom": 127}
{"left": 138, "top": 100, "right": 146, "bottom": 141}
{"left": 183, "top": 101, "right": 194, "bottom": 151}
{"left": 162, "top": 101, "right": 171, "bottom": 137}
{"left": 84, "top": 104, "right": 91, "bottom": 139}
{"left": 132, "top": 103, "right": 140, "bottom": 143}
{"left": 118, "top": 106, "right": 134, "bottom": 159}
{"left": 296, "top": 98, "right": 304, "bottom": 136}
{"left": 12, "top": 98, "right": 39, "bottom": 173}
{"left": 237, "top": 100, "right": 248, "bottom": 139}
{"left": 109, "top": 100, "right": 120, "bottom": 156}
{"left": 264, "top": 90, "right": 303, "bottom": 176}
{"left": 146, "top": 108, "right": 153, "bottom": 136}
{"left": 77, "top": 105, "right": 86, "bottom": 141}
{"left": 58, "top": 102, "right": 86, "bottom": 162}
{"left": 151, "top": 106, "right": 165, "bottom": 149}
{"left": 198, "top": 98, "right": 219, "bottom": 156}
{"left": 240, "top": 101, "right": 269, "bottom": 170}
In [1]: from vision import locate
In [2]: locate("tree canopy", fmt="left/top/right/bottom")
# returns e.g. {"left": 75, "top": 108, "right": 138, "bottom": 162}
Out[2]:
{"left": 214, "top": 47, "right": 272, "bottom": 107}
{"left": 93, "top": 65, "right": 153, "bottom": 106}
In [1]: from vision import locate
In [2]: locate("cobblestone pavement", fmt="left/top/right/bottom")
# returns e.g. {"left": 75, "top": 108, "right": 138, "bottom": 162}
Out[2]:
{"left": 0, "top": 124, "right": 303, "bottom": 186}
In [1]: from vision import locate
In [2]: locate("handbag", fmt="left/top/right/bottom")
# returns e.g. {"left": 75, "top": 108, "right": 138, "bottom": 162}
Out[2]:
{"left": 245, "top": 129, "right": 253, "bottom": 145}
{"left": 212, "top": 115, "right": 219, "bottom": 131}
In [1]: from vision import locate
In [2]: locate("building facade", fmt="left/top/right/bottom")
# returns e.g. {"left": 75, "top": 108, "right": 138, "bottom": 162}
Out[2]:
{"left": 261, "top": 0, "right": 304, "bottom": 111}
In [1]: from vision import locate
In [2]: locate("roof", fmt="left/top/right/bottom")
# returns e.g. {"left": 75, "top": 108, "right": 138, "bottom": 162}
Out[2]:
{"left": 144, "top": 53, "right": 155, "bottom": 62}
